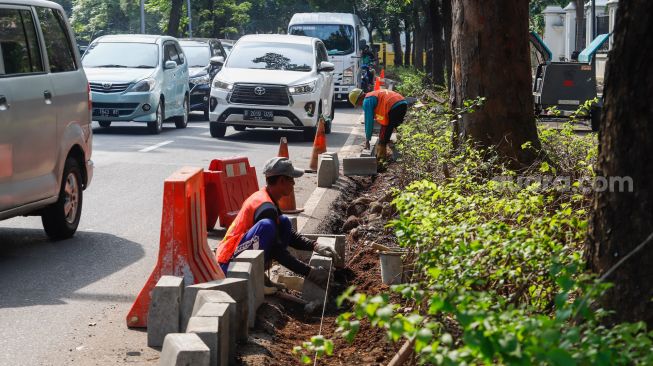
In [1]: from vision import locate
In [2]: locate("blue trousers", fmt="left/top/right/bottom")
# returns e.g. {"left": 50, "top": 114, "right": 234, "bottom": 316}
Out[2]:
{"left": 219, "top": 215, "right": 292, "bottom": 274}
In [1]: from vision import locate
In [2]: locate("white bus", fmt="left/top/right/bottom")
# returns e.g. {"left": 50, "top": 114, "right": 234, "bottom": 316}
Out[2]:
{"left": 288, "top": 13, "right": 369, "bottom": 102}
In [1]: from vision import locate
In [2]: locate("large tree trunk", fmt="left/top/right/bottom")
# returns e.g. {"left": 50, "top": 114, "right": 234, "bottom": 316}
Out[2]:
{"left": 429, "top": 0, "right": 445, "bottom": 85}
{"left": 450, "top": 1, "right": 540, "bottom": 168}
{"left": 404, "top": 13, "right": 412, "bottom": 66}
{"left": 413, "top": 8, "right": 424, "bottom": 70}
{"left": 390, "top": 24, "right": 403, "bottom": 67}
{"left": 442, "top": 0, "right": 452, "bottom": 88}
{"left": 587, "top": 0, "right": 653, "bottom": 326}
{"left": 575, "top": 0, "right": 585, "bottom": 52}
{"left": 167, "top": 0, "right": 183, "bottom": 37}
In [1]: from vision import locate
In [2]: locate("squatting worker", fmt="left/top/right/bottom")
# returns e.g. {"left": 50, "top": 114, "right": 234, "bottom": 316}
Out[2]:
{"left": 348, "top": 88, "right": 408, "bottom": 161}
{"left": 215, "top": 157, "right": 339, "bottom": 288}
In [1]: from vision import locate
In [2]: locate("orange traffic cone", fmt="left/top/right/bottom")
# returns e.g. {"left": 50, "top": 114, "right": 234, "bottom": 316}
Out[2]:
{"left": 309, "top": 117, "right": 327, "bottom": 171}
{"left": 380, "top": 68, "right": 385, "bottom": 79}
{"left": 373, "top": 77, "right": 381, "bottom": 91}
{"left": 277, "top": 137, "right": 303, "bottom": 214}
{"left": 278, "top": 136, "right": 289, "bottom": 158}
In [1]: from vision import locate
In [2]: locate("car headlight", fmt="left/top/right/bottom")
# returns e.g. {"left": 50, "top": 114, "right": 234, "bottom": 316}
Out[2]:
{"left": 213, "top": 79, "right": 233, "bottom": 91}
{"left": 190, "top": 74, "right": 210, "bottom": 85}
{"left": 131, "top": 78, "right": 156, "bottom": 92}
{"left": 288, "top": 80, "right": 317, "bottom": 95}
{"left": 342, "top": 66, "right": 354, "bottom": 85}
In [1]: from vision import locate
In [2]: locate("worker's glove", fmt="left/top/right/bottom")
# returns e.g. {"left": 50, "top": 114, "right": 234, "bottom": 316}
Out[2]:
{"left": 313, "top": 241, "right": 341, "bottom": 263}
{"left": 364, "top": 140, "right": 371, "bottom": 150}
{"left": 306, "top": 266, "right": 330, "bottom": 288}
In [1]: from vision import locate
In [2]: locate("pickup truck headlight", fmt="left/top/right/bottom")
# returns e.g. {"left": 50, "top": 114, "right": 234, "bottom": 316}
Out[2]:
{"left": 130, "top": 78, "right": 156, "bottom": 92}
{"left": 342, "top": 66, "right": 354, "bottom": 85}
{"left": 288, "top": 80, "right": 317, "bottom": 95}
{"left": 190, "top": 74, "right": 210, "bottom": 85}
{"left": 213, "top": 79, "right": 233, "bottom": 91}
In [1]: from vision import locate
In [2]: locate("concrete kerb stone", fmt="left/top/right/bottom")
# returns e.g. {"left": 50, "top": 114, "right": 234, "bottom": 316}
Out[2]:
{"left": 322, "top": 152, "right": 340, "bottom": 183}
{"left": 302, "top": 254, "right": 333, "bottom": 303}
{"left": 195, "top": 303, "right": 230, "bottom": 366}
{"left": 226, "top": 261, "right": 254, "bottom": 331}
{"left": 147, "top": 275, "right": 184, "bottom": 347}
{"left": 288, "top": 234, "right": 346, "bottom": 266}
{"left": 160, "top": 333, "right": 210, "bottom": 366}
{"left": 186, "top": 316, "right": 220, "bottom": 366}
{"left": 316, "top": 236, "right": 344, "bottom": 268}
{"left": 231, "top": 250, "right": 264, "bottom": 328}
{"left": 343, "top": 157, "right": 377, "bottom": 176}
{"left": 317, "top": 155, "right": 336, "bottom": 188}
{"left": 192, "top": 290, "right": 237, "bottom": 363}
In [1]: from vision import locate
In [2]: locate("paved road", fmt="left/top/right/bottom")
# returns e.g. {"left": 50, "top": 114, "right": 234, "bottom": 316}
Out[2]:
{"left": 0, "top": 106, "right": 359, "bottom": 365}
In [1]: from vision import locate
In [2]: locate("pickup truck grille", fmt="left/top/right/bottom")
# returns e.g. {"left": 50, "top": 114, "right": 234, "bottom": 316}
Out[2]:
{"left": 90, "top": 82, "right": 131, "bottom": 93}
{"left": 229, "top": 84, "right": 290, "bottom": 106}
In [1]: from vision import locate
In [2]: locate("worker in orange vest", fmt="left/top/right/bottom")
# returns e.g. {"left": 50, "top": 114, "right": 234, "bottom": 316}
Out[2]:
{"left": 348, "top": 88, "right": 408, "bottom": 161}
{"left": 215, "top": 157, "right": 339, "bottom": 288}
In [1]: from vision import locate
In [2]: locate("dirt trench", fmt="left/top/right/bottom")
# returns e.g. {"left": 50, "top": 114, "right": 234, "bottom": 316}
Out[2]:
{"left": 237, "top": 167, "right": 409, "bottom": 366}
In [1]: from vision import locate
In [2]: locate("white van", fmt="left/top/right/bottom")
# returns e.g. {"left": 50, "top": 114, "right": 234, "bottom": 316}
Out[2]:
{"left": 288, "top": 13, "right": 368, "bottom": 102}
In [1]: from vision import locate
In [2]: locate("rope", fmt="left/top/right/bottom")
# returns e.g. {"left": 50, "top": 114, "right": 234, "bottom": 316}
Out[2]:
{"left": 314, "top": 259, "right": 333, "bottom": 366}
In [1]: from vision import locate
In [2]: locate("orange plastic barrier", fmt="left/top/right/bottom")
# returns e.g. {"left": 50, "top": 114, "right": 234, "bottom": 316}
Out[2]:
{"left": 204, "top": 170, "right": 221, "bottom": 230}
{"left": 127, "top": 167, "right": 224, "bottom": 328}
{"left": 208, "top": 157, "right": 259, "bottom": 228}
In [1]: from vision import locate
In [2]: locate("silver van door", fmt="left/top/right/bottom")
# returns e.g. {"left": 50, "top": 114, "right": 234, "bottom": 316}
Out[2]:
{"left": 0, "top": 6, "right": 57, "bottom": 210}
{"left": 163, "top": 42, "right": 180, "bottom": 113}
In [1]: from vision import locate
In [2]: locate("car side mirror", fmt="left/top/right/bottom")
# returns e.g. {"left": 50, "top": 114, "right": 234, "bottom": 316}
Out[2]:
{"left": 210, "top": 56, "right": 225, "bottom": 66}
{"left": 164, "top": 60, "right": 177, "bottom": 69}
{"left": 318, "top": 61, "right": 335, "bottom": 72}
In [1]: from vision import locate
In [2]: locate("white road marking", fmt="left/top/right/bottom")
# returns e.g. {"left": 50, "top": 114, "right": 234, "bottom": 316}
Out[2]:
{"left": 139, "top": 140, "right": 174, "bottom": 152}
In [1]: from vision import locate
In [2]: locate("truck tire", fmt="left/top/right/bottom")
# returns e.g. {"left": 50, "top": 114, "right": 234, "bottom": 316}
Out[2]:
{"left": 42, "top": 157, "right": 83, "bottom": 240}
{"left": 148, "top": 102, "right": 164, "bottom": 134}
{"left": 174, "top": 96, "right": 189, "bottom": 129}
{"left": 99, "top": 121, "right": 111, "bottom": 128}
{"left": 210, "top": 121, "right": 226, "bottom": 138}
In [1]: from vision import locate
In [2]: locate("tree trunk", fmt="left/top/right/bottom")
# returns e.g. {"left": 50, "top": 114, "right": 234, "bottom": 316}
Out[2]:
{"left": 404, "top": 14, "right": 412, "bottom": 66}
{"left": 429, "top": 0, "right": 445, "bottom": 85}
{"left": 450, "top": 1, "right": 540, "bottom": 168}
{"left": 575, "top": 0, "right": 585, "bottom": 52}
{"left": 442, "top": 0, "right": 452, "bottom": 88}
{"left": 390, "top": 24, "right": 403, "bottom": 67}
{"left": 413, "top": 6, "right": 424, "bottom": 70}
{"left": 587, "top": 0, "right": 653, "bottom": 327}
{"left": 167, "top": 0, "right": 183, "bottom": 37}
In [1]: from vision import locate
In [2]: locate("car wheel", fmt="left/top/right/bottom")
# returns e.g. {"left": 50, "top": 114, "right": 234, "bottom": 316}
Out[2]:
{"left": 99, "top": 121, "right": 111, "bottom": 128}
{"left": 175, "top": 96, "right": 189, "bottom": 129}
{"left": 330, "top": 96, "right": 335, "bottom": 121}
{"left": 210, "top": 121, "right": 226, "bottom": 138}
{"left": 148, "top": 102, "right": 163, "bottom": 134}
{"left": 234, "top": 126, "right": 246, "bottom": 131}
{"left": 203, "top": 107, "right": 209, "bottom": 121}
{"left": 41, "top": 157, "right": 83, "bottom": 240}
{"left": 303, "top": 126, "right": 316, "bottom": 142}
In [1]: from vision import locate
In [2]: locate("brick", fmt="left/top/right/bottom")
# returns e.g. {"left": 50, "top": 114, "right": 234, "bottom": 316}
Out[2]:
{"left": 316, "top": 236, "right": 345, "bottom": 268}
{"left": 186, "top": 317, "right": 221, "bottom": 366}
{"left": 160, "top": 333, "right": 210, "bottom": 366}
{"left": 232, "top": 250, "right": 264, "bottom": 327}
{"left": 147, "top": 276, "right": 183, "bottom": 347}
{"left": 192, "top": 290, "right": 237, "bottom": 363}
{"left": 195, "top": 303, "right": 230, "bottom": 366}
{"left": 302, "top": 254, "right": 333, "bottom": 303}
{"left": 317, "top": 156, "right": 335, "bottom": 188}
{"left": 343, "top": 157, "right": 377, "bottom": 176}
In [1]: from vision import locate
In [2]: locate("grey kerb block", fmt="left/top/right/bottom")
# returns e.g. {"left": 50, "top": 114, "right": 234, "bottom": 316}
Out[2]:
{"left": 147, "top": 275, "right": 184, "bottom": 347}
{"left": 195, "top": 303, "right": 230, "bottom": 366}
{"left": 186, "top": 316, "right": 221, "bottom": 366}
{"left": 231, "top": 250, "right": 264, "bottom": 328}
{"left": 302, "top": 254, "right": 333, "bottom": 303}
{"left": 317, "top": 155, "right": 336, "bottom": 188}
{"left": 288, "top": 234, "right": 346, "bottom": 268}
{"left": 316, "top": 236, "right": 344, "bottom": 268}
{"left": 322, "top": 152, "right": 340, "bottom": 182}
{"left": 160, "top": 333, "right": 210, "bottom": 366}
{"left": 192, "top": 290, "right": 237, "bottom": 364}
{"left": 182, "top": 278, "right": 249, "bottom": 342}
{"left": 343, "top": 157, "right": 377, "bottom": 176}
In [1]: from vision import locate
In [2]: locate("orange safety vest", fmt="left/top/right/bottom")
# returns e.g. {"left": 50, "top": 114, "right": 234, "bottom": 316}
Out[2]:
{"left": 366, "top": 90, "right": 405, "bottom": 126}
{"left": 216, "top": 187, "right": 275, "bottom": 264}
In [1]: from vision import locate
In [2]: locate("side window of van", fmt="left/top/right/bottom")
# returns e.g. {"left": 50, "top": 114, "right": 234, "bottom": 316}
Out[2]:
{"left": 36, "top": 7, "right": 77, "bottom": 73}
{"left": 0, "top": 8, "right": 44, "bottom": 76}
{"left": 164, "top": 43, "right": 180, "bottom": 65}
{"left": 174, "top": 43, "right": 185, "bottom": 65}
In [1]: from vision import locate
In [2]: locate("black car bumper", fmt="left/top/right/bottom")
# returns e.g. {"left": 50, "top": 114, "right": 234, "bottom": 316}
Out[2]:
{"left": 189, "top": 84, "right": 211, "bottom": 111}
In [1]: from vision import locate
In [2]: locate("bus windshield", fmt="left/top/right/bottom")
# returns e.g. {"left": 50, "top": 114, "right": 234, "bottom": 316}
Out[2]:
{"left": 289, "top": 24, "right": 354, "bottom": 55}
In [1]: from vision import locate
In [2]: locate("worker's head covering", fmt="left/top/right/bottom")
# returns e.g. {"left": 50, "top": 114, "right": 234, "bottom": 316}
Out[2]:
{"left": 263, "top": 157, "right": 304, "bottom": 178}
{"left": 348, "top": 88, "right": 364, "bottom": 107}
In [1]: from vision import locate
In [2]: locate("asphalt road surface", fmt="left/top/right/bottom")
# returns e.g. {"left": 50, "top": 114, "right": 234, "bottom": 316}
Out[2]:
{"left": 0, "top": 106, "right": 360, "bottom": 365}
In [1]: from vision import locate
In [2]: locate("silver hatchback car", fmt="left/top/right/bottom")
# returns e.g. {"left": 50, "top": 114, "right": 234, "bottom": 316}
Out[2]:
{"left": 83, "top": 34, "right": 190, "bottom": 134}
{"left": 0, "top": 0, "right": 93, "bottom": 239}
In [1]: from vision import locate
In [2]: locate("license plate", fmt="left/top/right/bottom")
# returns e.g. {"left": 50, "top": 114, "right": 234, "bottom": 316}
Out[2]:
{"left": 243, "top": 109, "right": 274, "bottom": 121}
{"left": 95, "top": 108, "right": 119, "bottom": 117}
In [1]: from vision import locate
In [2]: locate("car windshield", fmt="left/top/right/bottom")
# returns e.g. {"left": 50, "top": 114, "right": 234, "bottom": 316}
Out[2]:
{"left": 223, "top": 44, "right": 233, "bottom": 56}
{"left": 180, "top": 45, "right": 210, "bottom": 67}
{"left": 289, "top": 24, "right": 354, "bottom": 55}
{"left": 225, "top": 42, "right": 313, "bottom": 72}
{"left": 82, "top": 42, "right": 158, "bottom": 68}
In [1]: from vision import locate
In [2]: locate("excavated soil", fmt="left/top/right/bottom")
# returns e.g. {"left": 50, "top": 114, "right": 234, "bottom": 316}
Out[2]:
{"left": 238, "top": 166, "right": 412, "bottom": 365}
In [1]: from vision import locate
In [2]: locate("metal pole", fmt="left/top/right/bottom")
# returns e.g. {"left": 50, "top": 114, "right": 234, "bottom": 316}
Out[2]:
{"left": 187, "top": 0, "right": 192, "bottom": 37}
{"left": 591, "top": 0, "right": 596, "bottom": 39}
{"left": 140, "top": 0, "right": 145, "bottom": 34}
